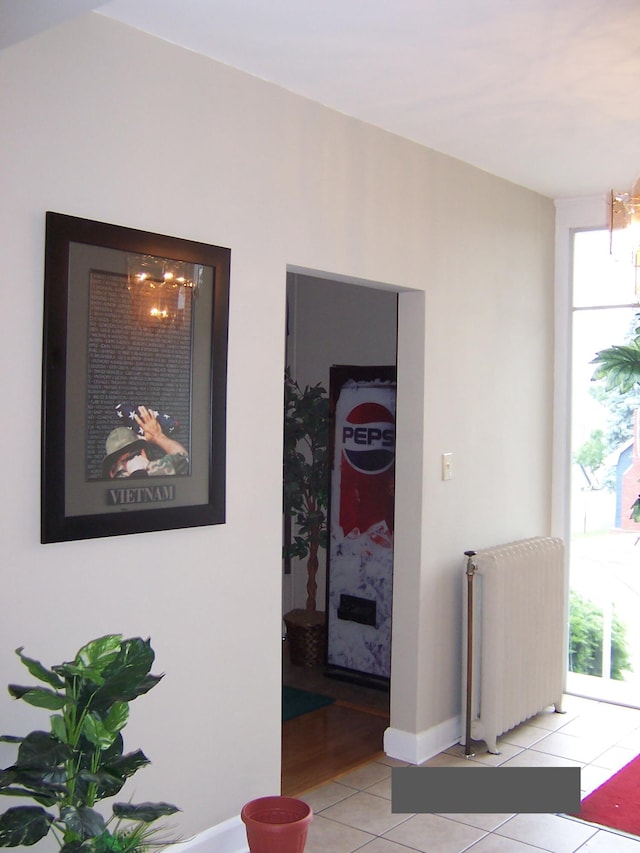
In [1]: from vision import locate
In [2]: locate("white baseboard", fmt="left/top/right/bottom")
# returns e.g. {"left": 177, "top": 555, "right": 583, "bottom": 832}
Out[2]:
{"left": 168, "top": 816, "right": 248, "bottom": 853}
{"left": 384, "top": 715, "right": 462, "bottom": 765}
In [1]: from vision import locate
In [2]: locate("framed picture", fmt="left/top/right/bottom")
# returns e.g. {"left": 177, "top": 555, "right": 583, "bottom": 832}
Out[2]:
{"left": 41, "top": 212, "right": 230, "bottom": 543}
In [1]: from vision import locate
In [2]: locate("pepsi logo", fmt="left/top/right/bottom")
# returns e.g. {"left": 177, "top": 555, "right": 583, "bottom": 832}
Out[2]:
{"left": 342, "top": 402, "right": 395, "bottom": 474}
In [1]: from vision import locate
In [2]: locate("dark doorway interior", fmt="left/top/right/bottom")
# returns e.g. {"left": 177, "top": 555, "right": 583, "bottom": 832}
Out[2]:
{"left": 282, "top": 270, "right": 398, "bottom": 795}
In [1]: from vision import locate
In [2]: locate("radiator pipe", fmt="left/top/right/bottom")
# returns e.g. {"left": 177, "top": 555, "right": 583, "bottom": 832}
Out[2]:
{"left": 463, "top": 550, "right": 477, "bottom": 758}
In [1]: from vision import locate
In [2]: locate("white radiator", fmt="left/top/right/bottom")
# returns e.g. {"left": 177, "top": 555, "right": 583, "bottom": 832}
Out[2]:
{"left": 462, "top": 537, "right": 566, "bottom": 754}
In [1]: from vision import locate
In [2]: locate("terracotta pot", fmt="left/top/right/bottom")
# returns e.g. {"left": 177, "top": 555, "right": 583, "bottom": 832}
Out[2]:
{"left": 241, "top": 795, "right": 313, "bottom": 853}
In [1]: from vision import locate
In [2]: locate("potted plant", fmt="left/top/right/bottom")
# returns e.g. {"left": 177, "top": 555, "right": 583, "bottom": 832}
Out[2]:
{"left": 283, "top": 368, "right": 330, "bottom": 667}
{"left": 0, "top": 634, "right": 179, "bottom": 851}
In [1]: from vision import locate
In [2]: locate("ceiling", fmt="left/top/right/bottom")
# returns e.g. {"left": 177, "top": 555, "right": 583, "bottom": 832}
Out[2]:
{"left": 3, "top": 0, "right": 640, "bottom": 199}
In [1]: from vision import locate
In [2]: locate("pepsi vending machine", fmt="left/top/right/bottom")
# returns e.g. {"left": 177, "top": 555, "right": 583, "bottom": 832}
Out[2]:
{"left": 325, "top": 365, "right": 396, "bottom": 686}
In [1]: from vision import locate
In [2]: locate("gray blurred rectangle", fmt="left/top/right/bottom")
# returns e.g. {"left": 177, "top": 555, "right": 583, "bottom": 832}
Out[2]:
{"left": 392, "top": 767, "right": 581, "bottom": 813}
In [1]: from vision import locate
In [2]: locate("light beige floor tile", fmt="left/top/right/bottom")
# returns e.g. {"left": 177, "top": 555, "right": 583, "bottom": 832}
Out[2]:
{"left": 364, "top": 777, "right": 391, "bottom": 800}
{"left": 462, "top": 835, "right": 551, "bottom": 852}
{"left": 557, "top": 704, "right": 640, "bottom": 739}
{"left": 436, "top": 813, "right": 514, "bottom": 831}
{"left": 591, "top": 703, "right": 640, "bottom": 729}
{"left": 336, "top": 761, "right": 391, "bottom": 790}
{"left": 500, "top": 723, "right": 550, "bottom": 749}
{"left": 615, "top": 727, "right": 640, "bottom": 751}
{"left": 530, "top": 732, "right": 611, "bottom": 764}
{"left": 321, "top": 790, "right": 411, "bottom": 836}
{"left": 580, "top": 764, "right": 615, "bottom": 796}
{"left": 560, "top": 696, "right": 602, "bottom": 716}
{"left": 577, "top": 829, "right": 640, "bottom": 852}
{"left": 554, "top": 717, "right": 610, "bottom": 739}
{"left": 529, "top": 696, "right": 598, "bottom": 730}
{"left": 377, "top": 755, "right": 410, "bottom": 768}
{"left": 302, "top": 781, "right": 357, "bottom": 812}
{"left": 551, "top": 696, "right": 596, "bottom": 715}
{"left": 445, "top": 742, "right": 476, "bottom": 758}
{"left": 421, "top": 752, "right": 484, "bottom": 768}
{"left": 383, "top": 813, "right": 487, "bottom": 853}
{"left": 495, "top": 813, "right": 597, "bottom": 853}
{"left": 528, "top": 709, "right": 579, "bottom": 732}
{"left": 299, "top": 695, "right": 639, "bottom": 853}
{"left": 500, "top": 750, "right": 582, "bottom": 769}
{"left": 461, "top": 741, "right": 524, "bottom": 767}
{"left": 304, "top": 813, "right": 375, "bottom": 853}
{"left": 356, "top": 838, "right": 427, "bottom": 853}
{"left": 590, "top": 745, "right": 636, "bottom": 772}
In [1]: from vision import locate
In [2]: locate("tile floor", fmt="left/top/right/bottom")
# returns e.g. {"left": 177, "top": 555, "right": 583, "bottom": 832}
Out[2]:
{"left": 300, "top": 694, "right": 640, "bottom": 853}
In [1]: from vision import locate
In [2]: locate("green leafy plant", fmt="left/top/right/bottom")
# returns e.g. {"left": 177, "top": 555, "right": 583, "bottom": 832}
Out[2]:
{"left": 283, "top": 368, "right": 330, "bottom": 612}
{"left": 569, "top": 590, "right": 632, "bottom": 680}
{"left": 592, "top": 341, "right": 640, "bottom": 394}
{"left": 0, "top": 635, "right": 179, "bottom": 851}
{"left": 591, "top": 316, "right": 640, "bottom": 394}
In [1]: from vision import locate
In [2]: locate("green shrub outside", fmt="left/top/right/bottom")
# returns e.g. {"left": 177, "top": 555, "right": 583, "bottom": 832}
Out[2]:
{"left": 569, "top": 590, "right": 632, "bottom": 680}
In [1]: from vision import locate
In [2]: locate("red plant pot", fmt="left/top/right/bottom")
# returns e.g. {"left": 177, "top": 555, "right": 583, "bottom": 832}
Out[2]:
{"left": 241, "top": 796, "right": 313, "bottom": 853}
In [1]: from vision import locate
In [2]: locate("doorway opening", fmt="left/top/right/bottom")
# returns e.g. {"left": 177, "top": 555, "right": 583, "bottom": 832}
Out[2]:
{"left": 567, "top": 227, "right": 640, "bottom": 708}
{"left": 282, "top": 268, "right": 401, "bottom": 795}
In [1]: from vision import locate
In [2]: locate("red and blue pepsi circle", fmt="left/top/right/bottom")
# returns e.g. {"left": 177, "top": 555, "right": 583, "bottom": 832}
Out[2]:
{"left": 341, "top": 402, "right": 395, "bottom": 474}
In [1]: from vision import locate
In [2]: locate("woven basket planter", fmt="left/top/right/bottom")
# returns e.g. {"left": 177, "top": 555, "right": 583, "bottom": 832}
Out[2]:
{"left": 284, "top": 609, "right": 326, "bottom": 668}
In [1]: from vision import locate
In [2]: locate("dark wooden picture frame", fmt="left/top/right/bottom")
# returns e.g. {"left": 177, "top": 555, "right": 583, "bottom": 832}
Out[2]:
{"left": 41, "top": 212, "right": 230, "bottom": 543}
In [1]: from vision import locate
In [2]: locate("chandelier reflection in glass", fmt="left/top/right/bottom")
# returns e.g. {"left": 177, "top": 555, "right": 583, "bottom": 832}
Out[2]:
{"left": 610, "top": 177, "right": 640, "bottom": 299}
{"left": 126, "top": 253, "right": 203, "bottom": 324}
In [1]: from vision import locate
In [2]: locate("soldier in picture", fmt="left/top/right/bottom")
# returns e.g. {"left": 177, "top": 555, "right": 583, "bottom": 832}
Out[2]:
{"left": 102, "top": 405, "right": 189, "bottom": 479}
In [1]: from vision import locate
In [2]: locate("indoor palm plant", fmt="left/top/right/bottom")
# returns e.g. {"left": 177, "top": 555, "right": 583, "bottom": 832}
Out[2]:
{"left": 283, "top": 368, "right": 330, "bottom": 666}
{"left": 0, "top": 634, "right": 178, "bottom": 851}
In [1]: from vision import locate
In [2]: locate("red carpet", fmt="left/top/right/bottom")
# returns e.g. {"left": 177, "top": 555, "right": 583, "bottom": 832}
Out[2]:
{"left": 576, "top": 754, "right": 640, "bottom": 836}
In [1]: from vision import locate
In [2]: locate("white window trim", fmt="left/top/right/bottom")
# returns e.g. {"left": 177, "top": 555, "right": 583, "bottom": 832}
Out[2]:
{"left": 552, "top": 196, "right": 609, "bottom": 544}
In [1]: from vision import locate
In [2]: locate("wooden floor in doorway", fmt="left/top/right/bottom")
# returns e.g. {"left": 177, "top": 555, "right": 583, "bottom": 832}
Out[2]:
{"left": 281, "top": 640, "right": 391, "bottom": 796}
{"left": 281, "top": 700, "right": 390, "bottom": 796}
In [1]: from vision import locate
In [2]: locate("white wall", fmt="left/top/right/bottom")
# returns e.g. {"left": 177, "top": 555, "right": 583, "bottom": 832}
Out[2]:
{"left": 0, "top": 11, "right": 555, "bottom": 838}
